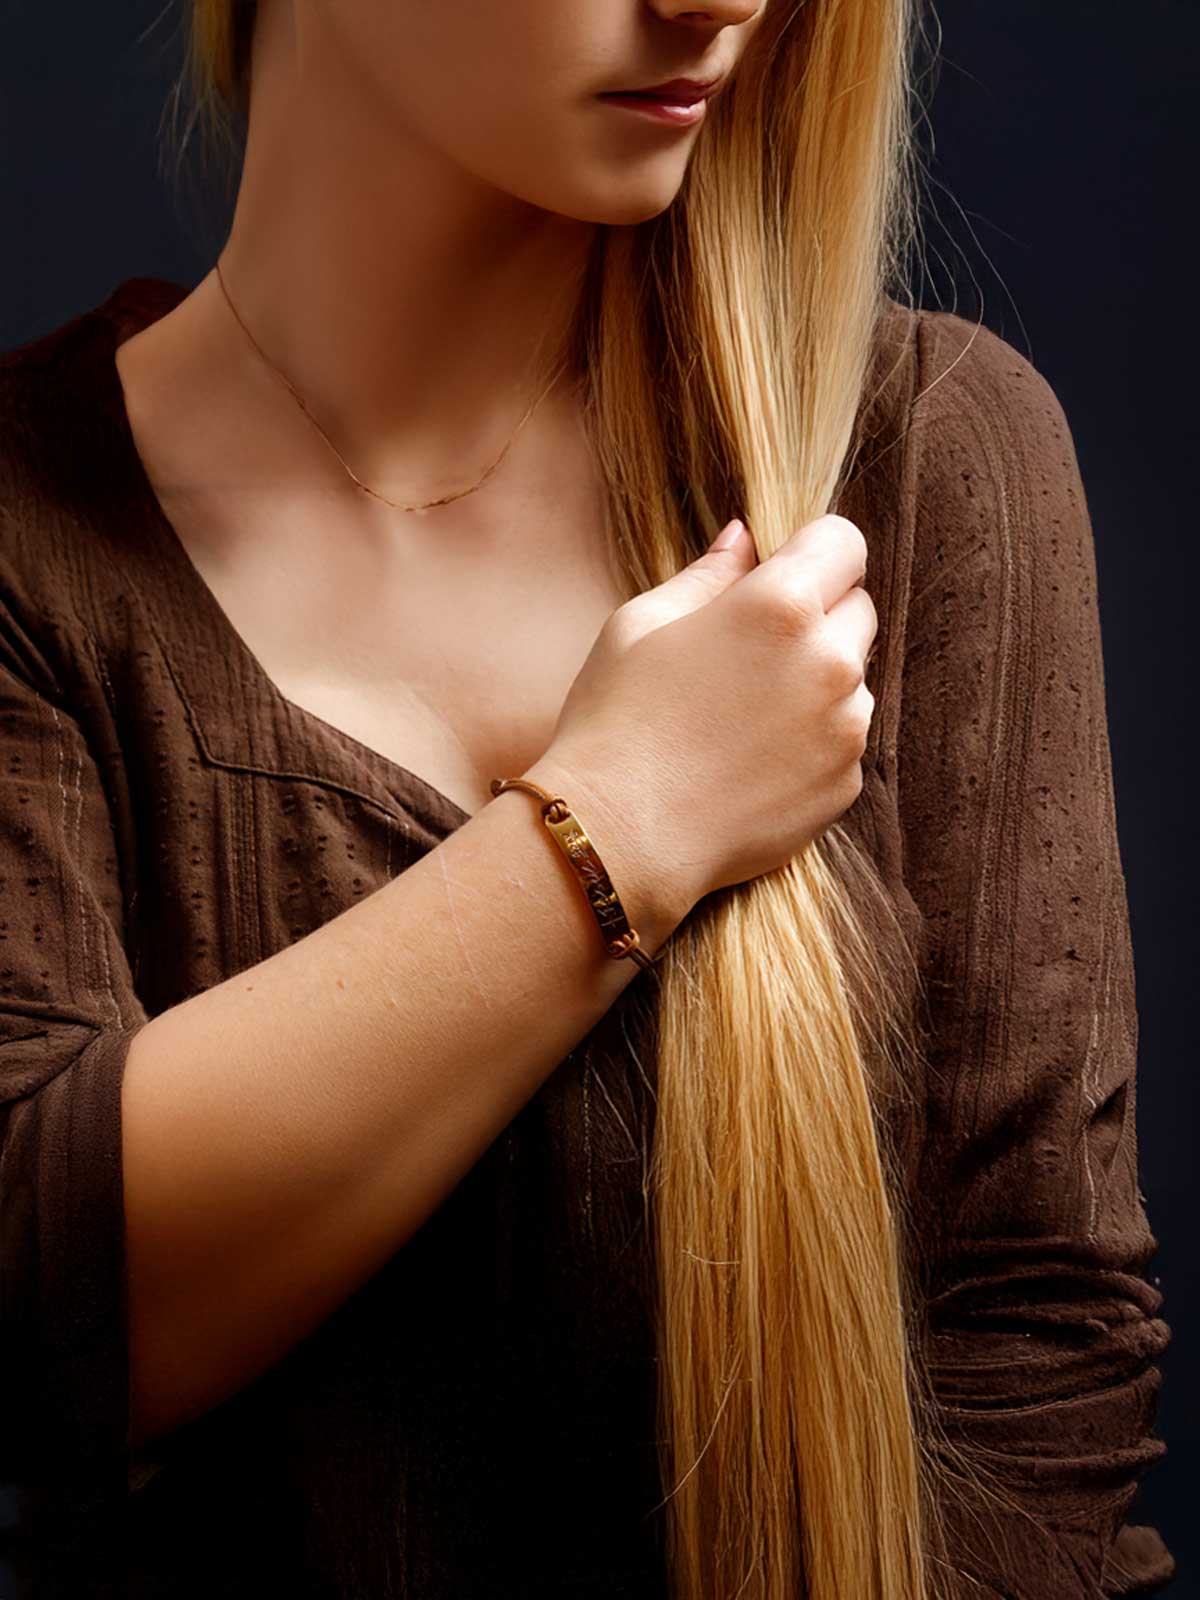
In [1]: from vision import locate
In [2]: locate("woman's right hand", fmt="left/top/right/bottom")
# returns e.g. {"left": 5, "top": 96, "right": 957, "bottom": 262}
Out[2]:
{"left": 539, "top": 514, "right": 878, "bottom": 917}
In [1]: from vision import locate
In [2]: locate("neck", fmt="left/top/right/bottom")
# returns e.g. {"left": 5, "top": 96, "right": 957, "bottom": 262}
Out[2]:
{"left": 208, "top": 0, "right": 599, "bottom": 499}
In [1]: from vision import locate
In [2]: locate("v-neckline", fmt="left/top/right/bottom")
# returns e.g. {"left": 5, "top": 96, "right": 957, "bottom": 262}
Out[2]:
{"left": 94, "top": 275, "right": 475, "bottom": 835}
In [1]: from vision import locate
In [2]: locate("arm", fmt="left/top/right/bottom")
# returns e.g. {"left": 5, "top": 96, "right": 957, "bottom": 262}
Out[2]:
{"left": 0, "top": 581, "right": 684, "bottom": 1480}
{"left": 896, "top": 312, "right": 1172, "bottom": 1596}
{"left": 120, "top": 748, "right": 678, "bottom": 1452}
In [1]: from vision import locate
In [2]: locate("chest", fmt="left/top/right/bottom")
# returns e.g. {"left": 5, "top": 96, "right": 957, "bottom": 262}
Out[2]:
{"left": 113, "top": 308, "right": 643, "bottom": 819}
{"left": 161, "top": 486, "right": 633, "bottom": 821}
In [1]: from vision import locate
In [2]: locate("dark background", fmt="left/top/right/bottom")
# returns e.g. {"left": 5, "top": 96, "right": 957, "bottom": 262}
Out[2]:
{"left": 1, "top": 0, "right": 1195, "bottom": 1593}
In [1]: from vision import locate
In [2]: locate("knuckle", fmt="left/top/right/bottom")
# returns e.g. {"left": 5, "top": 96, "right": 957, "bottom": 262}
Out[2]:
{"left": 840, "top": 762, "right": 866, "bottom": 807}
{"left": 602, "top": 601, "right": 642, "bottom": 647}
{"left": 835, "top": 688, "right": 873, "bottom": 756}
{"left": 760, "top": 572, "right": 824, "bottom": 636}
{"left": 823, "top": 514, "right": 868, "bottom": 568}
{"left": 849, "top": 697, "right": 874, "bottom": 752}
{"left": 819, "top": 645, "right": 865, "bottom": 696}
{"left": 827, "top": 764, "right": 865, "bottom": 822}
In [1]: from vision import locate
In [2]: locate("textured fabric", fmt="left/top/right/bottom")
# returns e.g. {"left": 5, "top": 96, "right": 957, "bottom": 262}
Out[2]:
{"left": 0, "top": 276, "right": 1173, "bottom": 1597}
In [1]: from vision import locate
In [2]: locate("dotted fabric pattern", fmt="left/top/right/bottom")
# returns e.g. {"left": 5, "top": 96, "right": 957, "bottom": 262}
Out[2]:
{"left": 0, "top": 278, "right": 1173, "bottom": 1597}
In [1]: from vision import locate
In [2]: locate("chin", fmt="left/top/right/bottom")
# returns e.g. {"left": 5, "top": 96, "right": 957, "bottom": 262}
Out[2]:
{"left": 552, "top": 179, "right": 685, "bottom": 228}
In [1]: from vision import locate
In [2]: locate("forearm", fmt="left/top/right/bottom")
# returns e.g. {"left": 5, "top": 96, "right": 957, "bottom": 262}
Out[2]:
{"left": 121, "top": 754, "right": 684, "bottom": 1450}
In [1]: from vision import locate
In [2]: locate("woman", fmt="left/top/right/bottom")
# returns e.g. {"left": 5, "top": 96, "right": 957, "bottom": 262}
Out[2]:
{"left": 0, "top": 0, "right": 1172, "bottom": 1596}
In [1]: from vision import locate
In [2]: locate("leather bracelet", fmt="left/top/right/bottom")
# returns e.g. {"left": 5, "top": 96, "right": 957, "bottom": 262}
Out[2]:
{"left": 488, "top": 776, "right": 665, "bottom": 971}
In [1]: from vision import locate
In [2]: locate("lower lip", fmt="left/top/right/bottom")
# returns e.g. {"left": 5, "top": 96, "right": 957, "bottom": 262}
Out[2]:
{"left": 597, "top": 93, "right": 708, "bottom": 127}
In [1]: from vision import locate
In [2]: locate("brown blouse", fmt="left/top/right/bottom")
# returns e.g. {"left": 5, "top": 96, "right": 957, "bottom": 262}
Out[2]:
{"left": 0, "top": 276, "right": 1174, "bottom": 1597}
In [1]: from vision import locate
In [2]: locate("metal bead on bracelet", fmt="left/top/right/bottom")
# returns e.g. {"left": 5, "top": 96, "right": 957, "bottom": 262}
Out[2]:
{"left": 488, "top": 776, "right": 665, "bottom": 971}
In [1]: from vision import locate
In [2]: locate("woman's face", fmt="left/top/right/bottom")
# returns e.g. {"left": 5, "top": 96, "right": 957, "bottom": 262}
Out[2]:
{"left": 301, "top": 0, "right": 766, "bottom": 225}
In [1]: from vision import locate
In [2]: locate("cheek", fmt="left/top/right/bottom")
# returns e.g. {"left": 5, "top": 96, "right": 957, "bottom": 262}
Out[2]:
{"left": 420, "top": 80, "right": 703, "bottom": 224}
{"left": 323, "top": 4, "right": 701, "bottom": 225}
{"left": 355, "top": 20, "right": 561, "bottom": 184}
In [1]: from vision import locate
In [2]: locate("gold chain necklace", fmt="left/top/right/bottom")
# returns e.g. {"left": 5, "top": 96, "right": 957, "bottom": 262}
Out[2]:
{"left": 213, "top": 255, "right": 570, "bottom": 515}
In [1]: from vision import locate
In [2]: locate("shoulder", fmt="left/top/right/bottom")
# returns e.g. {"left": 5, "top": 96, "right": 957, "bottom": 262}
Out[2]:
{"left": 0, "top": 285, "right": 119, "bottom": 514}
{"left": 0, "top": 276, "right": 185, "bottom": 476}
{"left": 902, "top": 304, "right": 1083, "bottom": 501}
{"left": 875, "top": 305, "right": 1098, "bottom": 647}
{"left": 854, "top": 304, "right": 1111, "bottom": 787}
{"left": 869, "top": 298, "right": 1079, "bottom": 471}
{"left": 0, "top": 282, "right": 162, "bottom": 697}
{"left": 845, "top": 300, "right": 1093, "bottom": 629}
{"left": 849, "top": 300, "right": 1083, "bottom": 529}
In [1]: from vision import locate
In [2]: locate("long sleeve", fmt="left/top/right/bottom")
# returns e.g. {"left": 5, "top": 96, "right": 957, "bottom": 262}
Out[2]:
{"left": 895, "top": 311, "right": 1172, "bottom": 1596}
{"left": 0, "top": 574, "right": 151, "bottom": 1592}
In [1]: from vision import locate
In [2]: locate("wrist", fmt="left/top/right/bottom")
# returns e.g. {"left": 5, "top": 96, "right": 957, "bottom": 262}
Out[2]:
{"left": 516, "top": 751, "right": 694, "bottom": 956}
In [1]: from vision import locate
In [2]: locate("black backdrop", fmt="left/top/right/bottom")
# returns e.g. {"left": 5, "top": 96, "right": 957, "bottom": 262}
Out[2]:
{"left": 1, "top": 1, "right": 1195, "bottom": 1593}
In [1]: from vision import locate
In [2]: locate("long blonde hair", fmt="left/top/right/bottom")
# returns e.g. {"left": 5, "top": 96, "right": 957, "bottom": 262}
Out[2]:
{"left": 174, "top": 4, "right": 967, "bottom": 1595}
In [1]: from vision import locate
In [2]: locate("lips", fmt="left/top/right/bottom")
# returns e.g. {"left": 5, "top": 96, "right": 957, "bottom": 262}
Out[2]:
{"left": 601, "top": 75, "right": 723, "bottom": 106}
{"left": 620, "top": 90, "right": 702, "bottom": 106}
